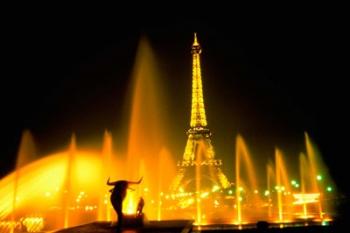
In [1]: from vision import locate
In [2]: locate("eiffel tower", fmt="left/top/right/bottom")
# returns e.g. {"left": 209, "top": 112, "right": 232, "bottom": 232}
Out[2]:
{"left": 170, "top": 33, "right": 230, "bottom": 193}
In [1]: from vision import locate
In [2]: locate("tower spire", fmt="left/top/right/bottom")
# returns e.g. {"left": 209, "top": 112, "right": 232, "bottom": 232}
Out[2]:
{"left": 190, "top": 33, "right": 208, "bottom": 129}
{"left": 193, "top": 32, "right": 199, "bottom": 46}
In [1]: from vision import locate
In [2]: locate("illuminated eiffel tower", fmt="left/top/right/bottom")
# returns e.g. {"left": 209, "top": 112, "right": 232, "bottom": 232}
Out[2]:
{"left": 170, "top": 34, "right": 230, "bottom": 192}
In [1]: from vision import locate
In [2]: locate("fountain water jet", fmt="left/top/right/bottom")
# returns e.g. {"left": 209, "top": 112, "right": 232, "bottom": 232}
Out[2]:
{"left": 234, "top": 135, "right": 261, "bottom": 224}
{"left": 266, "top": 162, "right": 275, "bottom": 219}
{"left": 299, "top": 153, "right": 309, "bottom": 219}
{"left": 11, "top": 130, "right": 36, "bottom": 233}
{"left": 123, "top": 36, "right": 171, "bottom": 220}
{"left": 62, "top": 134, "right": 76, "bottom": 228}
{"left": 304, "top": 132, "right": 328, "bottom": 219}
{"left": 156, "top": 148, "right": 176, "bottom": 221}
{"left": 157, "top": 149, "right": 164, "bottom": 221}
{"left": 98, "top": 130, "right": 113, "bottom": 221}
{"left": 274, "top": 148, "right": 292, "bottom": 223}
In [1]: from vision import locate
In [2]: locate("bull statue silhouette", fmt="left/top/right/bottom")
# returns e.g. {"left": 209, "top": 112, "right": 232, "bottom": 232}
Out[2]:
{"left": 107, "top": 177, "right": 143, "bottom": 232}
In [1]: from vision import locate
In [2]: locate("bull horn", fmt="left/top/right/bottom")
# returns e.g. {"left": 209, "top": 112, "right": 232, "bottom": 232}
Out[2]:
{"left": 106, "top": 177, "right": 118, "bottom": 186}
{"left": 129, "top": 177, "right": 143, "bottom": 185}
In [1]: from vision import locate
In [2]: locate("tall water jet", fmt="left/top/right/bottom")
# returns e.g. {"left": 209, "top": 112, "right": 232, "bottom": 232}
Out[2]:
{"left": 126, "top": 36, "right": 166, "bottom": 176}
{"left": 125, "top": 37, "right": 168, "bottom": 218}
{"left": 266, "top": 162, "right": 275, "bottom": 219}
{"left": 63, "top": 134, "right": 77, "bottom": 228}
{"left": 304, "top": 132, "right": 336, "bottom": 219}
{"left": 11, "top": 130, "right": 36, "bottom": 233}
{"left": 138, "top": 159, "right": 147, "bottom": 212}
{"left": 156, "top": 147, "right": 176, "bottom": 220}
{"left": 299, "top": 153, "right": 309, "bottom": 219}
{"left": 305, "top": 133, "right": 320, "bottom": 191}
{"left": 14, "top": 130, "right": 37, "bottom": 169}
{"left": 305, "top": 133, "right": 322, "bottom": 219}
{"left": 156, "top": 148, "right": 176, "bottom": 221}
{"left": 98, "top": 130, "right": 113, "bottom": 221}
{"left": 157, "top": 150, "right": 164, "bottom": 221}
{"left": 274, "top": 148, "right": 292, "bottom": 222}
{"left": 235, "top": 135, "right": 260, "bottom": 224}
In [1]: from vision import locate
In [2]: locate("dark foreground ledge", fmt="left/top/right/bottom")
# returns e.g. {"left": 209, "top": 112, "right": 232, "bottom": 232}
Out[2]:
{"left": 55, "top": 220, "right": 335, "bottom": 233}
{"left": 55, "top": 219, "right": 194, "bottom": 233}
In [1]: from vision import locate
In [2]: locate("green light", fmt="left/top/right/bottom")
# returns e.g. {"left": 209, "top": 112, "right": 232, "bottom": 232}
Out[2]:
{"left": 327, "top": 186, "right": 332, "bottom": 192}
{"left": 291, "top": 180, "right": 297, "bottom": 185}
{"left": 228, "top": 190, "right": 233, "bottom": 195}
{"left": 295, "top": 183, "right": 300, "bottom": 188}
{"left": 316, "top": 175, "right": 323, "bottom": 181}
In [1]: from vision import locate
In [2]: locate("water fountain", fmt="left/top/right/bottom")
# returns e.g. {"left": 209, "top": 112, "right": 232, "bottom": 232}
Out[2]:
{"left": 235, "top": 135, "right": 262, "bottom": 225}
{"left": 0, "top": 35, "right": 336, "bottom": 232}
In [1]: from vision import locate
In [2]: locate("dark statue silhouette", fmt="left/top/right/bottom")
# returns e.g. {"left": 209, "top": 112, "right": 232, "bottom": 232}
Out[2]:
{"left": 107, "top": 177, "right": 143, "bottom": 232}
{"left": 136, "top": 197, "right": 145, "bottom": 217}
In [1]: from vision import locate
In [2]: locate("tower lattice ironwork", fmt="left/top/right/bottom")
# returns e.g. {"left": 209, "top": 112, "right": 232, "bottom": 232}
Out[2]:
{"left": 170, "top": 33, "right": 230, "bottom": 192}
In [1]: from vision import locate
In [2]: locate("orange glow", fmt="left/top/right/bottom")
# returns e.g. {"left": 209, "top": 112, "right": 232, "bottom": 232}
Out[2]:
{"left": 123, "top": 190, "right": 137, "bottom": 215}
{"left": 0, "top": 149, "right": 114, "bottom": 231}
{"left": 0, "top": 35, "right": 336, "bottom": 231}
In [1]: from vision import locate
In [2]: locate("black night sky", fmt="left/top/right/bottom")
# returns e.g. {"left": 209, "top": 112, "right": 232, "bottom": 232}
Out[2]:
{"left": 2, "top": 5, "right": 349, "bottom": 219}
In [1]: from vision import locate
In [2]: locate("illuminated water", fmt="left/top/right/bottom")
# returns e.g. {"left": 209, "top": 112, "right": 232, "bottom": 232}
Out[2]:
{"left": 0, "top": 38, "right": 336, "bottom": 232}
